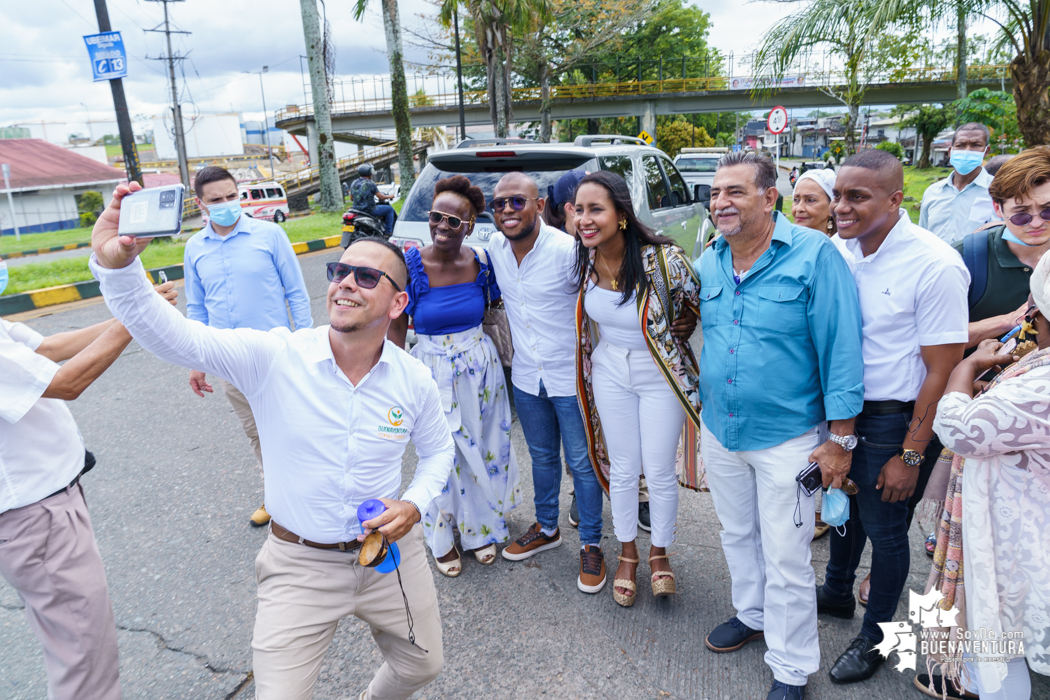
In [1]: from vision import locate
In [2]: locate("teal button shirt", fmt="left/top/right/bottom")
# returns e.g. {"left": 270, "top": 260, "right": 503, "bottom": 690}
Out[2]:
{"left": 694, "top": 212, "right": 864, "bottom": 452}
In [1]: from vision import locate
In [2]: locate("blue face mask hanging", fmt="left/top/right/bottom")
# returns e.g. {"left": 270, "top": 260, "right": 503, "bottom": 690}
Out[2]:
{"left": 1002, "top": 229, "right": 1040, "bottom": 247}
{"left": 821, "top": 487, "right": 850, "bottom": 533}
{"left": 0, "top": 260, "right": 7, "bottom": 296}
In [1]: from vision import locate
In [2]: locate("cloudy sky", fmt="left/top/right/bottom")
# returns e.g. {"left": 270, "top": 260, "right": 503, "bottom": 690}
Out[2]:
{"left": 1, "top": 0, "right": 809, "bottom": 133}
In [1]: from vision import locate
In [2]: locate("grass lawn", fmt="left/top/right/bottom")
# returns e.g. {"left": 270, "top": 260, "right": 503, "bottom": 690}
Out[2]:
{"left": 1, "top": 227, "right": 95, "bottom": 255}
{"left": 903, "top": 165, "right": 952, "bottom": 219}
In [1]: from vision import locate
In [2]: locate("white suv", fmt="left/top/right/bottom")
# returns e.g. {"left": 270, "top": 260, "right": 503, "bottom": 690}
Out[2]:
{"left": 391, "top": 136, "right": 713, "bottom": 261}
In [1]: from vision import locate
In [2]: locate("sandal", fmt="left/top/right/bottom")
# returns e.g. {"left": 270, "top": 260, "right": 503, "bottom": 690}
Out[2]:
{"left": 649, "top": 553, "right": 677, "bottom": 597}
{"left": 435, "top": 547, "right": 462, "bottom": 577}
{"left": 474, "top": 543, "right": 497, "bottom": 565}
{"left": 613, "top": 555, "right": 639, "bottom": 607}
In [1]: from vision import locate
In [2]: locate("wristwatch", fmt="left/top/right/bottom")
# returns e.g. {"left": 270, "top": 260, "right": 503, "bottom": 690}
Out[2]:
{"left": 828, "top": 433, "right": 858, "bottom": 451}
{"left": 898, "top": 448, "right": 926, "bottom": 467}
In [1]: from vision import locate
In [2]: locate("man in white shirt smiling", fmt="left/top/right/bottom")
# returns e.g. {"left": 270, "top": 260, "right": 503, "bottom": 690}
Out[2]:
{"left": 485, "top": 172, "right": 609, "bottom": 594}
{"left": 90, "top": 182, "right": 455, "bottom": 700}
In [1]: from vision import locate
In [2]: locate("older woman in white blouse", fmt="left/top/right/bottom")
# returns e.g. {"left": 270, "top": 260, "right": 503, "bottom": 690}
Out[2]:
{"left": 932, "top": 251, "right": 1050, "bottom": 700}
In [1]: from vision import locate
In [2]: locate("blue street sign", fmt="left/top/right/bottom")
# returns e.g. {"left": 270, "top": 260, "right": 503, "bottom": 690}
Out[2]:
{"left": 732, "top": 144, "right": 741, "bottom": 152}
{"left": 83, "top": 32, "right": 128, "bottom": 82}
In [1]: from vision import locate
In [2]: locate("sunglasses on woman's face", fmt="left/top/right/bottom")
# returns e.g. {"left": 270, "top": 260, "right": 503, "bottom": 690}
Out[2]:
{"left": 490, "top": 195, "right": 537, "bottom": 212}
{"left": 1006, "top": 208, "right": 1050, "bottom": 227}
{"left": 427, "top": 211, "right": 468, "bottom": 229}
{"left": 326, "top": 262, "right": 402, "bottom": 292}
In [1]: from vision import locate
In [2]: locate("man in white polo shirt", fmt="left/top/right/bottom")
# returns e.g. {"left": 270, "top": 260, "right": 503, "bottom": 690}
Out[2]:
{"left": 0, "top": 267, "right": 177, "bottom": 700}
{"left": 818, "top": 149, "right": 969, "bottom": 685}
{"left": 90, "top": 183, "right": 455, "bottom": 700}
{"left": 918, "top": 122, "right": 995, "bottom": 244}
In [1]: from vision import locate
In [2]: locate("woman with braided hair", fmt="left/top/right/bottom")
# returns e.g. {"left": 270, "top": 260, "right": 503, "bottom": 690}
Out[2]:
{"left": 389, "top": 175, "right": 520, "bottom": 577}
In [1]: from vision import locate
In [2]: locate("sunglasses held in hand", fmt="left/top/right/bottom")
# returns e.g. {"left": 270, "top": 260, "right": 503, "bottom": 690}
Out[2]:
{"left": 326, "top": 262, "right": 402, "bottom": 292}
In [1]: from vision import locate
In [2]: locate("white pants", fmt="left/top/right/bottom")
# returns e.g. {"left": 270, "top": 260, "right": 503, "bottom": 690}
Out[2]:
{"left": 963, "top": 656, "right": 1032, "bottom": 700}
{"left": 591, "top": 341, "right": 685, "bottom": 548}
{"left": 701, "top": 421, "right": 820, "bottom": 686}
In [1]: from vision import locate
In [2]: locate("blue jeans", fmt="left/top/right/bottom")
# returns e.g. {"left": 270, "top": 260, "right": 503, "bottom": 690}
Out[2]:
{"left": 822, "top": 411, "right": 939, "bottom": 641}
{"left": 512, "top": 381, "right": 604, "bottom": 546}
{"left": 372, "top": 204, "right": 395, "bottom": 234}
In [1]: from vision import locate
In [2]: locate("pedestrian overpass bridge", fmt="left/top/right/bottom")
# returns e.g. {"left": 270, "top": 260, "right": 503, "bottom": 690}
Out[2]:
{"left": 275, "top": 64, "right": 1011, "bottom": 140}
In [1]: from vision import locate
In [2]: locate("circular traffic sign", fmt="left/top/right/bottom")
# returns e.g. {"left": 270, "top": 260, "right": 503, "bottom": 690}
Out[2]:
{"left": 767, "top": 106, "right": 788, "bottom": 134}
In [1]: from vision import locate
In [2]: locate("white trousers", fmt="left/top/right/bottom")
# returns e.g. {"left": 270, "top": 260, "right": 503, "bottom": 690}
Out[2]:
{"left": 963, "top": 656, "right": 1032, "bottom": 700}
{"left": 591, "top": 341, "right": 685, "bottom": 548}
{"left": 701, "top": 421, "right": 820, "bottom": 686}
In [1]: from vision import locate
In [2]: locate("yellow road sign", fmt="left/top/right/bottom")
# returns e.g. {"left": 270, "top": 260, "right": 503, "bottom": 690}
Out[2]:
{"left": 637, "top": 131, "right": 653, "bottom": 145}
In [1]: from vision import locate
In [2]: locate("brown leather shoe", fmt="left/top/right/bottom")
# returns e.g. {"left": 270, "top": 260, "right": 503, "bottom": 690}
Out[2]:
{"left": 501, "top": 523, "right": 561, "bottom": 561}
{"left": 578, "top": 545, "right": 606, "bottom": 593}
{"left": 858, "top": 572, "right": 871, "bottom": 607}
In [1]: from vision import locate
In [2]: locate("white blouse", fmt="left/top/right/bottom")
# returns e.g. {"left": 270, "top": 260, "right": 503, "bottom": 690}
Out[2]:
{"left": 584, "top": 282, "right": 647, "bottom": 351}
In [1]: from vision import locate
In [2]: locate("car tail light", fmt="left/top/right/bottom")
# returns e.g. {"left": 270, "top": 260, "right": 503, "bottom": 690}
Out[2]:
{"left": 390, "top": 237, "right": 420, "bottom": 252}
{"left": 476, "top": 151, "right": 516, "bottom": 158}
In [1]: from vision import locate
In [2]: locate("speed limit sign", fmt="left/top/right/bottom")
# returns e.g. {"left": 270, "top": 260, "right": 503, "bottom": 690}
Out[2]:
{"left": 767, "top": 106, "right": 788, "bottom": 134}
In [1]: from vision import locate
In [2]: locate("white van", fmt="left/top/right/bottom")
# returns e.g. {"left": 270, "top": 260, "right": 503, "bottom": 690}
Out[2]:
{"left": 238, "top": 182, "right": 290, "bottom": 223}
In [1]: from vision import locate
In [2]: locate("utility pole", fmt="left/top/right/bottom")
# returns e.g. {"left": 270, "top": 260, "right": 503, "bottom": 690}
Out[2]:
{"left": 92, "top": 0, "right": 143, "bottom": 186}
{"left": 246, "top": 67, "right": 276, "bottom": 178}
{"left": 2, "top": 164, "right": 20, "bottom": 242}
{"left": 453, "top": 2, "right": 466, "bottom": 143}
{"left": 145, "top": 0, "right": 190, "bottom": 190}
{"left": 299, "top": 0, "right": 342, "bottom": 211}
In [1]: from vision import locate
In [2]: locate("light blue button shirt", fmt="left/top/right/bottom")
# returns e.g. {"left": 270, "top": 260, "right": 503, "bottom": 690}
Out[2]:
{"left": 693, "top": 212, "right": 865, "bottom": 452}
{"left": 918, "top": 167, "right": 995, "bottom": 244}
{"left": 184, "top": 215, "right": 313, "bottom": 332}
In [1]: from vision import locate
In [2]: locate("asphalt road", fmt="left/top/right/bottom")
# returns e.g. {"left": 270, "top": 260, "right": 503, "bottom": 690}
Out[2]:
{"left": 3, "top": 247, "right": 1047, "bottom": 700}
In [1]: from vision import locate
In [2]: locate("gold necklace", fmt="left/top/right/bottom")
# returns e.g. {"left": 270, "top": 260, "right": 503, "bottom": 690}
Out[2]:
{"left": 596, "top": 248, "right": 621, "bottom": 291}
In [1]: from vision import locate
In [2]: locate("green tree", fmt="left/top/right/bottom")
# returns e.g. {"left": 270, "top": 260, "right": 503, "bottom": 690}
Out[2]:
{"left": 875, "top": 140, "right": 905, "bottom": 159}
{"left": 902, "top": 104, "right": 954, "bottom": 168}
{"left": 953, "top": 88, "right": 1023, "bottom": 151}
{"left": 656, "top": 120, "right": 714, "bottom": 158}
{"left": 354, "top": 0, "right": 416, "bottom": 193}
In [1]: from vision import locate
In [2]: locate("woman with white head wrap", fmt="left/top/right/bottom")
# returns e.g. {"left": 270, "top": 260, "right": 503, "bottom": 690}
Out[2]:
{"left": 921, "top": 251, "right": 1050, "bottom": 699}
{"left": 791, "top": 168, "right": 838, "bottom": 235}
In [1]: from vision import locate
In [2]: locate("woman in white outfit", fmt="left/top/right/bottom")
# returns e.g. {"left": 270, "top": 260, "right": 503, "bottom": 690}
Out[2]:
{"left": 572, "top": 171, "right": 702, "bottom": 607}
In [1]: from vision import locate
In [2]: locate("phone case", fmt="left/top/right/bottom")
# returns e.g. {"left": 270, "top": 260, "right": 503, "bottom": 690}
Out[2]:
{"left": 117, "top": 185, "right": 184, "bottom": 237}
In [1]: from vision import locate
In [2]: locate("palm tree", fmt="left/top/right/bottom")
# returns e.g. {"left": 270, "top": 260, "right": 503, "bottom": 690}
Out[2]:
{"left": 753, "top": 0, "right": 893, "bottom": 155}
{"left": 354, "top": 0, "right": 415, "bottom": 193}
{"left": 440, "top": 0, "right": 550, "bottom": 138}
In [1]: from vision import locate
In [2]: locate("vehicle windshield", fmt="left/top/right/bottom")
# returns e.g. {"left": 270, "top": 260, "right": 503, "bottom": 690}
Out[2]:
{"left": 400, "top": 159, "right": 600, "bottom": 222}
{"left": 675, "top": 157, "right": 719, "bottom": 173}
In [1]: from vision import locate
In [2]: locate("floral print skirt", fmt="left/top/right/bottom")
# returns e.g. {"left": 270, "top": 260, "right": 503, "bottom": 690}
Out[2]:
{"left": 411, "top": 326, "right": 520, "bottom": 556}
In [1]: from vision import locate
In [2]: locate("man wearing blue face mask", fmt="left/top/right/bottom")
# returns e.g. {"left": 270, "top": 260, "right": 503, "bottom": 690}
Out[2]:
{"left": 184, "top": 166, "right": 313, "bottom": 527}
{"left": 919, "top": 122, "right": 995, "bottom": 244}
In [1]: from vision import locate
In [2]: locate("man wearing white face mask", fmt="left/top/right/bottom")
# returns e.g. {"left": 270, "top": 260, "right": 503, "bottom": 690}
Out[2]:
{"left": 919, "top": 122, "right": 995, "bottom": 244}
{"left": 184, "top": 166, "right": 313, "bottom": 526}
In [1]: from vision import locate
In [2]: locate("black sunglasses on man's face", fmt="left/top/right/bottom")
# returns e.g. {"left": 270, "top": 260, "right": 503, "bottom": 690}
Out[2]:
{"left": 326, "top": 262, "right": 401, "bottom": 292}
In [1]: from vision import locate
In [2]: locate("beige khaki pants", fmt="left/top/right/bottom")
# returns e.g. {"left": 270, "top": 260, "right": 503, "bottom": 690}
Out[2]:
{"left": 251, "top": 524, "right": 444, "bottom": 700}
{"left": 0, "top": 485, "right": 121, "bottom": 700}
{"left": 220, "top": 379, "right": 264, "bottom": 476}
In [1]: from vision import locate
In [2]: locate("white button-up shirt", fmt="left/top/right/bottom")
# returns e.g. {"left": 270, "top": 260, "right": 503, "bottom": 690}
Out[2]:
{"left": 832, "top": 210, "right": 970, "bottom": 402}
{"left": 487, "top": 222, "right": 579, "bottom": 397}
{"left": 918, "top": 167, "right": 996, "bottom": 244}
{"left": 0, "top": 319, "right": 85, "bottom": 514}
{"left": 91, "top": 256, "right": 455, "bottom": 544}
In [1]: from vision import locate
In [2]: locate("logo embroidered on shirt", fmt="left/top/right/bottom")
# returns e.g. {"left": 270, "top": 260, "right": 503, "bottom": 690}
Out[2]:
{"left": 387, "top": 406, "right": 404, "bottom": 426}
{"left": 882, "top": 288, "right": 891, "bottom": 296}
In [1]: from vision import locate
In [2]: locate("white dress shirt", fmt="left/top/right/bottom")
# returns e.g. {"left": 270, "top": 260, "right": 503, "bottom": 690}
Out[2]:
{"left": 918, "top": 167, "right": 995, "bottom": 244}
{"left": 832, "top": 210, "right": 971, "bottom": 402}
{"left": 0, "top": 320, "right": 85, "bottom": 514}
{"left": 487, "top": 222, "right": 579, "bottom": 397}
{"left": 91, "top": 256, "right": 455, "bottom": 544}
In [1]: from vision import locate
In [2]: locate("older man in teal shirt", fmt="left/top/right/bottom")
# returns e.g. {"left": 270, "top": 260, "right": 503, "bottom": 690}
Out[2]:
{"left": 693, "top": 152, "right": 863, "bottom": 700}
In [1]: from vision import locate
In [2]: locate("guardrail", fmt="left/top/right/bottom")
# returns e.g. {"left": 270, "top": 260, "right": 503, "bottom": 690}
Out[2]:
{"left": 275, "top": 63, "right": 1011, "bottom": 121}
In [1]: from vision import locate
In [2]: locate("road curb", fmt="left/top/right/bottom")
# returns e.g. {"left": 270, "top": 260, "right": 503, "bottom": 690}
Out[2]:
{"left": 0, "top": 234, "right": 342, "bottom": 316}
{"left": 0, "top": 241, "right": 94, "bottom": 261}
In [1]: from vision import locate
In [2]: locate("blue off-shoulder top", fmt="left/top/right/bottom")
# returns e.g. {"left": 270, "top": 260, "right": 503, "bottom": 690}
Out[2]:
{"left": 404, "top": 246, "right": 502, "bottom": 336}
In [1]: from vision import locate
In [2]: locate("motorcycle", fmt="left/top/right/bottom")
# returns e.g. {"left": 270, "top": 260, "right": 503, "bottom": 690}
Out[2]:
{"left": 341, "top": 207, "right": 397, "bottom": 248}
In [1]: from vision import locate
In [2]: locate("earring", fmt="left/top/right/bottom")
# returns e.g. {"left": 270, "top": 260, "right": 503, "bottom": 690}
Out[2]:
{"left": 827, "top": 218, "right": 834, "bottom": 233}
{"left": 619, "top": 219, "right": 628, "bottom": 230}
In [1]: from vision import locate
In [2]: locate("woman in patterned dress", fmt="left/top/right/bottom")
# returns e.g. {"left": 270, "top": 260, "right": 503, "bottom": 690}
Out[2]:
{"left": 389, "top": 175, "right": 520, "bottom": 577}
{"left": 931, "top": 251, "right": 1050, "bottom": 699}
{"left": 572, "top": 171, "right": 701, "bottom": 606}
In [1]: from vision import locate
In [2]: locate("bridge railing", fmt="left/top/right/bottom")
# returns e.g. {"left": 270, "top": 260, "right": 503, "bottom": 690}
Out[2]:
{"left": 275, "top": 63, "right": 1010, "bottom": 122}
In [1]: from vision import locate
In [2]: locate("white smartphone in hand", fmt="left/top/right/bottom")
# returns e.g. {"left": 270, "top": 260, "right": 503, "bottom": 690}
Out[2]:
{"left": 118, "top": 184, "right": 184, "bottom": 238}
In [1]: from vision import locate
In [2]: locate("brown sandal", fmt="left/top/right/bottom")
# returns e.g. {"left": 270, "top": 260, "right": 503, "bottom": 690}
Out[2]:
{"left": 649, "top": 553, "right": 677, "bottom": 597}
{"left": 613, "top": 555, "right": 639, "bottom": 607}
